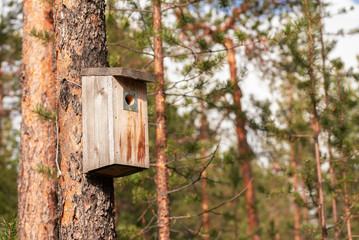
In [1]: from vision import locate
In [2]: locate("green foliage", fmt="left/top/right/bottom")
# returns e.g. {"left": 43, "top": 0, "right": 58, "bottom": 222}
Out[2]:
{"left": 32, "top": 104, "right": 56, "bottom": 122}
{"left": 29, "top": 28, "right": 53, "bottom": 44}
{"left": 234, "top": 29, "right": 247, "bottom": 41}
{"left": 36, "top": 163, "right": 56, "bottom": 180}
{"left": 0, "top": 217, "right": 17, "bottom": 240}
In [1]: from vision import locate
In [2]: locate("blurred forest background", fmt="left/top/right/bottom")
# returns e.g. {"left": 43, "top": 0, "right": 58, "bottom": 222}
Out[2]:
{"left": 1, "top": 0, "right": 359, "bottom": 239}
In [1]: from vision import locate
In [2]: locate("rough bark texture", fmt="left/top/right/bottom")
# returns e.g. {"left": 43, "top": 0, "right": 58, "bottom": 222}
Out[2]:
{"left": 54, "top": 0, "right": 116, "bottom": 239}
{"left": 18, "top": 0, "right": 57, "bottom": 238}
{"left": 153, "top": 1, "right": 170, "bottom": 239}
{"left": 224, "top": 37, "right": 261, "bottom": 240}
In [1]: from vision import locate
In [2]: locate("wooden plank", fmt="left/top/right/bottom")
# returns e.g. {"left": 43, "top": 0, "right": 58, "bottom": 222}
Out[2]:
{"left": 94, "top": 76, "right": 110, "bottom": 170}
{"left": 113, "top": 76, "right": 149, "bottom": 169}
{"left": 82, "top": 76, "right": 95, "bottom": 173}
{"left": 90, "top": 164, "right": 147, "bottom": 178}
{"left": 81, "top": 67, "right": 155, "bottom": 83}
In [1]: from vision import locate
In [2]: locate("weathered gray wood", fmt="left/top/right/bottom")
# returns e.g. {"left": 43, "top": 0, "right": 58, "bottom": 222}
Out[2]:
{"left": 83, "top": 76, "right": 112, "bottom": 173}
{"left": 113, "top": 76, "right": 149, "bottom": 169}
{"left": 81, "top": 67, "right": 155, "bottom": 82}
{"left": 82, "top": 74, "right": 150, "bottom": 177}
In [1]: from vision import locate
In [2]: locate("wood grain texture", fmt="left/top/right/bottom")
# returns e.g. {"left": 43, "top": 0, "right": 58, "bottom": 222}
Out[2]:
{"left": 81, "top": 67, "right": 155, "bottom": 82}
{"left": 82, "top": 75, "right": 149, "bottom": 177}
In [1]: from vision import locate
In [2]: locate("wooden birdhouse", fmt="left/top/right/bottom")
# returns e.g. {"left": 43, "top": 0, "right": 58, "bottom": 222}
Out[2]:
{"left": 81, "top": 67, "right": 155, "bottom": 177}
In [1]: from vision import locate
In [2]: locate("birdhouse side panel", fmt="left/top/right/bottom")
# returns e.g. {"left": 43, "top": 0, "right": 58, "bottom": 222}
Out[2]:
{"left": 82, "top": 76, "right": 113, "bottom": 173}
{"left": 112, "top": 76, "right": 149, "bottom": 169}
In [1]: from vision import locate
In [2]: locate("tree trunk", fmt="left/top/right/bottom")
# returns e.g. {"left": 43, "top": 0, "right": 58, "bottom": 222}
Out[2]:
{"left": 18, "top": 0, "right": 57, "bottom": 238}
{"left": 54, "top": 0, "right": 116, "bottom": 239}
{"left": 317, "top": 0, "right": 338, "bottom": 234}
{"left": 288, "top": 83, "right": 301, "bottom": 240}
{"left": 291, "top": 144, "right": 301, "bottom": 240}
{"left": 224, "top": 37, "right": 261, "bottom": 240}
{"left": 304, "top": 0, "right": 327, "bottom": 238}
{"left": 200, "top": 100, "right": 210, "bottom": 240}
{"left": 153, "top": 1, "right": 170, "bottom": 239}
{"left": 337, "top": 78, "right": 352, "bottom": 240}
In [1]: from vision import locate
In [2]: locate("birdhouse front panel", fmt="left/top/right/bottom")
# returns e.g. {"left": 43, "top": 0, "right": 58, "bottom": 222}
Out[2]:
{"left": 82, "top": 67, "right": 154, "bottom": 178}
{"left": 112, "top": 76, "right": 149, "bottom": 170}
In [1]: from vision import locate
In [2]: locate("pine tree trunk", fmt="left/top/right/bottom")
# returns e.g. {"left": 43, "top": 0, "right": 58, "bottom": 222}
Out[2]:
{"left": 224, "top": 37, "right": 261, "bottom": 240}
{"left": 200, "top": 101, "right": 210, "bottom": 240}
{"left": 337, "top": 78, "right": 352, "bottom": 240}
{"left": 291, "top": 145, "right": 301, "bottom": 240}
{"left": 304, "top": 0, "right": 327, "bottom": 238}
{"left": 288, "top": 83, "right": 301, "bottom": 240}
{"left": 317, "top": 1, "right": 338, "bottom": 234}
{"left": 54, "top": 0, "right": 116, "bottom": 239}
{"left": 274, "top": 210, "right": 280, "bottom": 240}
{"left": 18, "top": 0, "right": 57, "bottom": 238}
{"left": 153, "top": 1, "right": 170, "bottom": 239}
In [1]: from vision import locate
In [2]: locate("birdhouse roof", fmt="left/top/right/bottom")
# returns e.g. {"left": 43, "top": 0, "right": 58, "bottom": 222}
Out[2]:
{"left": 81, "top": 67, "right": 155, "bottom": 82}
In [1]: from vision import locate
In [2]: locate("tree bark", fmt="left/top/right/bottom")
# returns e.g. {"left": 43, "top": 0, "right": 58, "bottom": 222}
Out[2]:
{"left": 337, "top": 78, "right": 352, "bottom": 240}
{"left": 288, "top": 83, "right": 301, "bottom": 240}
{"left": 200, "top": 100, "right": 210, "bottom": 240}
{"left": 304, "top": 0, "right": 327, "bottom": 238}
{"left": 153, "top": 1, "right": 170, "bottom": 239}
{"left": 18, "top": 0, "right": 57, "bottom": 238}
{"left": 317, "top": 1, "right": 338, "bottom": 234}
{"left": 54, "top": 0, "right": 116, "bottom": 239}
{"left": 290, "top": 145, "right": 301, "bottom": 240}
{"left": 224, "top": 37, "right": 261, "bottom": 240}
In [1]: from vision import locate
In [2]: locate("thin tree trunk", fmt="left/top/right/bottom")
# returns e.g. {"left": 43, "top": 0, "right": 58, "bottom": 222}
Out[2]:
{"left": 54, "top": 0, "right": 116, "bottom": 239}
{"left": 18, "top": 0, "right": 57, "bottom": 238}
{"left": 288, "top": 83, "right": 301, "bottom": 240}
{"left": 304, "top": 0, "right": 327, "bottom": 238}
{"left": 291, "top": 145, "right": 301, "bottom": 240}
{"left": 200, "top": 101, "right": 210, "bottom": 240}
{"left": 317, "top": 1, "right": 338, "bottom": 234}
{"left": 298, "top": 144, "right": 308, "bottom": 225}
{"left": 201, "top": 146, "right": 210, "bottom": 240}
{"left": 274, "top": 210, "right": 280, "bottom": 240}
{"left": 224, "top": 37, "right": 261, "bottom": 240}
{"left": 337, "top": 78, "right": 352, "bottom": 240}
{"left": 153, "top": 1, "right": 170, "bottom": 239}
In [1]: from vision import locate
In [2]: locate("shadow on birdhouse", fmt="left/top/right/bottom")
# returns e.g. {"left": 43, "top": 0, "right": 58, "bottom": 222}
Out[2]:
{"left": 81, "top": 67, "right": 155, "bottom": 177}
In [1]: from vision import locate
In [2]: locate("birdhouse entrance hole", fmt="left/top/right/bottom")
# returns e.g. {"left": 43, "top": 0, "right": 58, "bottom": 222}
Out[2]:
{"left": 125, "top": 94, "right": 135, "bottom": 106}
{"left": 123, "top": 88, "right": 138, "bottom": 112}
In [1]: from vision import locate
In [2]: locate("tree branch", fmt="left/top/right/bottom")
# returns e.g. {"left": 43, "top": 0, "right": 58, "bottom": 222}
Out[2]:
{"left": 162, "top": 0, "right": 201, "bottom": 12}
{"left": 107, "top": 42, "right": 154, "bottom": 56}
{"left": 108, "top": 7, "right": 152, "bottom": 13}
{"left": 169, "top": 178, "right": 252, "bottom": 220}
{"left": 166, "top": 143, "right": 219, "bottom": 195}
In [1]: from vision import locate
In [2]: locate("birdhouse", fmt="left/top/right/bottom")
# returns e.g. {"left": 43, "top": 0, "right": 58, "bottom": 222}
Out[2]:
{"left": 81, "top": 67, "right": 155, "bottom": 177}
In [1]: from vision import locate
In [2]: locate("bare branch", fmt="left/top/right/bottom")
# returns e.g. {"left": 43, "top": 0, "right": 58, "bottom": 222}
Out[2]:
{"left": 142, "top": 59, "right": 154, "bottom": 70}
{"left": 108, "top": 42, "right": 154, "bottom": 56}
{"left": 166, "top": 143, "right": 219, "bottom": 195}
{"left": 136, "top": 202, "right": 154, "bottom": 223}
{"left": 161, "top": 0, "right": 201, "bottom": 12}
{"left": 108, "top": 7, "right": 152, "bottom": 13}
{"left": 169, "top": 178, "right": 252, "bottom": 220}
{"left": 334, "top": 196, "right": 359, "bottom": 240}
{"left": 164, "top": 44, "right": 240, "bottom": 58}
